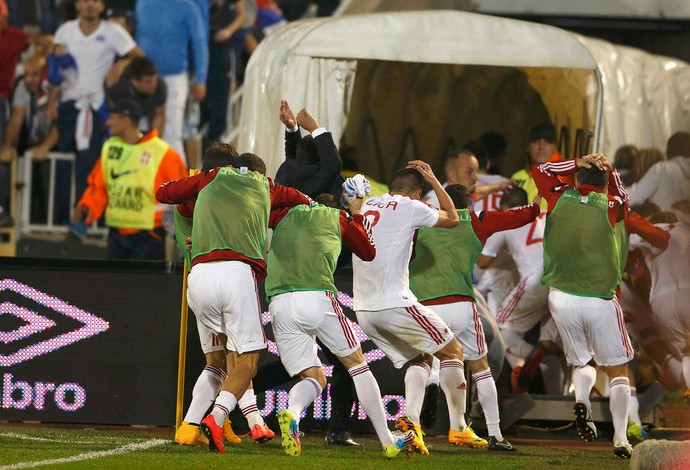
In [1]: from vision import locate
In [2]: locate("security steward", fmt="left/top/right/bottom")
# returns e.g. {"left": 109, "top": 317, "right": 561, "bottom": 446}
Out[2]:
{"left": 74, "top": 99, "right": 187, "bottom": 259}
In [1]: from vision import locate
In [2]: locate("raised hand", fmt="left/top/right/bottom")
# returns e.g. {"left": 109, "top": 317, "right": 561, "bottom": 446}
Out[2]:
{"left": 279, "top": 99, "right": 296, "bottom": 129}
{"left": 296, "top": 108, "right": 319, "bottom": 133}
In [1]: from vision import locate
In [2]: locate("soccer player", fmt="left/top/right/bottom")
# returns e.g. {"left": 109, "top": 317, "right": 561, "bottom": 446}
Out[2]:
{"left": 266, "top": 197, "right": 417, "bottom": 458}
{"left": 172, "top": 154, "right": 275, "bottom": 447}
{"left": 477, "top": 188, "right": 563, "bottom": 395}
{"left": 156, "top": 144, "right": 310, "bottom": 453}
{"left": 410, "top": 184, "right": 539, "bottom": 451}
{"left": 628, "top": 211, "right": 689, "bottom": 405}
{"left": 532, "top": 153, "right": 635, "bottom": 459}
{"left": 352, "top": 160, "right": 463, "bottom": 455}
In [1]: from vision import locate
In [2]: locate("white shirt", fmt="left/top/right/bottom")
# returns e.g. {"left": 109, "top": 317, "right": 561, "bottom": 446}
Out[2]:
{"left": 482, "top": 210, "right": 546, "bottom": 279}
{"left": 628, "top": 157, "right": 690, "bottom": 210}
{"left": 422, "top": 183, "right": 447, "bottom": 209}
{"left": 474, "top": 173, "right": 510, "bottom": 213}
{"left": 54, "top": 19, "right": 135, "bottom": 105}
{"left": 629, "top": 222, "right": 690, "bottom": 299}
{"left": 352, "top": 194, "right": 439, "bottom": 311}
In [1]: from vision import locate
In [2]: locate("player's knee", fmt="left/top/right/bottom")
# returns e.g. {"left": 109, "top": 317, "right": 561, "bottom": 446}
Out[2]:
{"left": 205, "top": 351, "right": 226, "bottom": 369}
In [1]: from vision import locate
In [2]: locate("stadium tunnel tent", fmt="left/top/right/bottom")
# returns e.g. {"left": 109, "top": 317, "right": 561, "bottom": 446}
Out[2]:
{"left": 236, "top": 10, "right": 690, "bottom": 180}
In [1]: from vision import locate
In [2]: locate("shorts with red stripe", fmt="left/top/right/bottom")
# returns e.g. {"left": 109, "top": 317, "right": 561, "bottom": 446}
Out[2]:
{"left": 269, "top": 290, "right": 359, "bottom": 377}
{"left": 195, "top": 316, "right": 226, "bottom": 354}
{"left": 496, "top": 275, "right": 550, "bottom": 334}
{"left": 426, "top": 301, "right": 487, "bottom": 361}
{"left": 187, "top": 261, "right": 267, "bottom": 354}
{"left": 548, "top": 288, "right": 634, "bottom": 367}
{"left": 356, "top": 303, "right": 454, "bottom": 369}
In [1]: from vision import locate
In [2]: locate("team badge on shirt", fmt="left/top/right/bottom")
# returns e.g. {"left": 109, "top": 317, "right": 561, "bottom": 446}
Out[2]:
{"left": 140, "top": 151, "right": 151, "bottom": 165}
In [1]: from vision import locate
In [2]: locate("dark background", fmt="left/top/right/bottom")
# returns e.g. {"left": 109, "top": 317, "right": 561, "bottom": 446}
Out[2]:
{"left": 0, "top": 259, "right": 416, "bottom": 432}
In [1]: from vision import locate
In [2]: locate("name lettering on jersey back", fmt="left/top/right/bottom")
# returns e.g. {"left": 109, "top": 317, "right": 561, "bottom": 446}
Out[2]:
{"left": 365, "top": 199, "right": 398, "bottom": 210}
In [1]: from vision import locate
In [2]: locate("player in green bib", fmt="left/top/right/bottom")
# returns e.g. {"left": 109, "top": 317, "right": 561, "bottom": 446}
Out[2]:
{"left": 156, "top": 144, "right": 309, "bottom": 453}
{"left": 533, "top": 153, "right": 634, "bottom": 459}
{"left": 410, "top": 184, "right": 539, "bottom": 452}
{"left": 266, "top": 196, "right": 418, "bottom": 459}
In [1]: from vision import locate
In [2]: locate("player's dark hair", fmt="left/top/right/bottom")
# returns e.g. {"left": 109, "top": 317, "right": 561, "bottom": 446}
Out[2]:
{"left": 632, "top": 201, "right": 662, "bottom": 219}
{"left": 445, "top": 184, "right": 472, "bottom": 209}
{"left": 577, "top": 166, "right": 608, "bottom": 190}
{"left": 296, "top": 135, "right": 319, "bottom": 165}
{"left": 129, "top": 57, "right": 158, "bottom": 80}
{"left": 315, "top": 193, "right": 339, "bottom": 208}
{"left": 202, "top": 142, "right": 239, "bottom": 172}
{"left": 501, "top": 187, "right": 528, "bottom": 208}
{"left": 389, "top": 168, "right": 424, "bottom": 194}
{"left": 234, "top": 152, "right": 267, "bottom": 175}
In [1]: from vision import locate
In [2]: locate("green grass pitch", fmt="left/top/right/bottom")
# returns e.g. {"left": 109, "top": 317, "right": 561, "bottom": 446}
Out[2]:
{"left": 0, "top": 426, "right": 633, "bottom": 469}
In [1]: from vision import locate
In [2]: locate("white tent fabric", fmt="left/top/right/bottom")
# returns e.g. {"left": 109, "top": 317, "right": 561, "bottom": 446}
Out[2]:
{"left": 236, "top": 10, "right": 690, "bottom": 177}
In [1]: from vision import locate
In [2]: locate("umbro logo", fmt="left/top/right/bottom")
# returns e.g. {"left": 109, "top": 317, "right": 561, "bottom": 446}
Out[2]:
{"left": 110, "top": 168, "right": 138, "bottom": 180}
{"left": 0, "top": 279, "right": 109, "bottom": 367}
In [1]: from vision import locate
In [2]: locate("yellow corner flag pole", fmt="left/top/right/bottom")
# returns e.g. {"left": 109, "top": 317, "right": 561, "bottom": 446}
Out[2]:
{"left": 175, "top": 168, "right": 200, "bottom": 430}
{"left": 175, "top": 256, "right": 189, "bottom": 430}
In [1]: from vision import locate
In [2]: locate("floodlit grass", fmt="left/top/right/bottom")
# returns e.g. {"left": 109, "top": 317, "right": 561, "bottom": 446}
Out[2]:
{"left": 0, "top": 426, "right": 632, "bottom": 470}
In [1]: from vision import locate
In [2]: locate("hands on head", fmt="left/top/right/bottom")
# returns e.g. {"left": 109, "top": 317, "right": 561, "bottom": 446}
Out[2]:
{"left": 406, "top": 160, "right": 439, "bottom": 184}
{"left": 577, "top": 153, "right": 612, "bottom": 171}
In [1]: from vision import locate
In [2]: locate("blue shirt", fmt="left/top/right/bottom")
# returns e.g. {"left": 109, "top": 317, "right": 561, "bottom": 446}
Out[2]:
{"left": 135, "top": 0, "right": 209, "bottom": 83}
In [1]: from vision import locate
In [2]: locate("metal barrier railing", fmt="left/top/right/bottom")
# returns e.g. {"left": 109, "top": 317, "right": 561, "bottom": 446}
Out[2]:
{"left": 17, "top": 151, "right": 107, "bottom": 237}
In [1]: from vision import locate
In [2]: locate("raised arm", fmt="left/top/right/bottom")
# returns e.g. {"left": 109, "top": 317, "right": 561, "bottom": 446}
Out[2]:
{"left": 472, "top": 203, "right": 540, "bottom": 245}
{"left": 407, "top": 160, "right": 458, "bottom": 228}
{"left": 156, "top": 170, "right": 210, "bottom": 204}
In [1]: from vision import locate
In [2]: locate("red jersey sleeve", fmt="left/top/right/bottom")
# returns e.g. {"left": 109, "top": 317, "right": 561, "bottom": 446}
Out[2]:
{"left": 625, "top": 210, "right": 670, "bottom": 250}
{"left": 532, "top": 160, "right": 578, "bottom": 214}
{"left": 471, "top": 203, "right": 540, "bottom": 245}
{"left": 269, "top": 178, "right": 311, "bottom": 209}
{"left": 156, "top": 169, "right": 216, "bottom": 204}
{"left": 341, "top": 212, "right": 376, "bottom": 261}
{"left": 269, "top": 207, "right": 291, "bottom": 229}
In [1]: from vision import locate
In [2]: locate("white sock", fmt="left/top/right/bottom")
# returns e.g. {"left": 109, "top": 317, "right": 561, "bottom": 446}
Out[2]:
{"left": 239, "top": 388, "right": 264, "bottom": 428}
{"left": 404, "top": 363, "right": 430, "bottom": 424}
{"left": 288, "top": 377, "right": 323, "bottom": 423}
{"left": 211, "top": 390, "right": 238, "bottom": 427}
{"left": 501, "top": 329, "right": 533, "bottom": 363}
{"left": 540, "top": 355, "right": 564, "bottom": 395}
{"left": 573, "top": 365, "right": 597, "bottom": 409}
{"left": 609, "top": 377, "right": 631, "bottom": 444}
{"left": 682, "top": 356, "right": 690, "bottom": 389}
{"left": 505, "top": 351, "right": 526, "bottom": 369}
{"left": 628, "top": 386, "right": 641, "bottom": 427}
{"left": 428, "top": 357, "right": 440, "bottom": 386}
{"left": 184, "top": 365, "right": 226, "bottom": 424}
{"left": 439, "top": 359, "right": 467, "bottom": 432}
{"left": 473, "top": 368, "right": 502, "bottom": 440}
{"left": 348, "top": 362, "right": 394, "bottom": 446}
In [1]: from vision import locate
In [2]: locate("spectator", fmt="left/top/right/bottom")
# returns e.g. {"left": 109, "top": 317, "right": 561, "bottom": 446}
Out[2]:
{"left": 201, "top": 0, "right": 246, "bottom": 150}
{"left": 511, "top": 123, "right": 563, "bottom": 210}
{"left": 0, "top": 4, "right": 31, "bottom": 226}
{"left": 0, "top": 55, "right": 58, "bottom": 224}
{"left": 613, "top": 144, "right": 639, "bottom": 187}
{"left": 275, "top": 100, "right": 344, "bottom": 200}
{"left": 628, "top": 132, "right": 690, "bottom": 210}
{"left": 106, "top": 57, "right": 167, "bottom": 135}
{"left": 136, "top": 0, "right": 209, "bottom": 163}
{"left": 73, "top": 99, "right": 187, "bottom": 260}
{"left": 480, "top": 131, "right": 507, "bottom": 175}
{"left": 47, "top": 0, "right": 144, "bottom": 224}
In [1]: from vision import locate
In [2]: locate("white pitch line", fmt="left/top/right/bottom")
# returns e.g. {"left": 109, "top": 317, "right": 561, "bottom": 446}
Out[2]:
{"left": 0, "top": 432, "right": 151, "bottom": 445}
{"left": 0, "top": 438, "right": 167, "bottom": 469}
